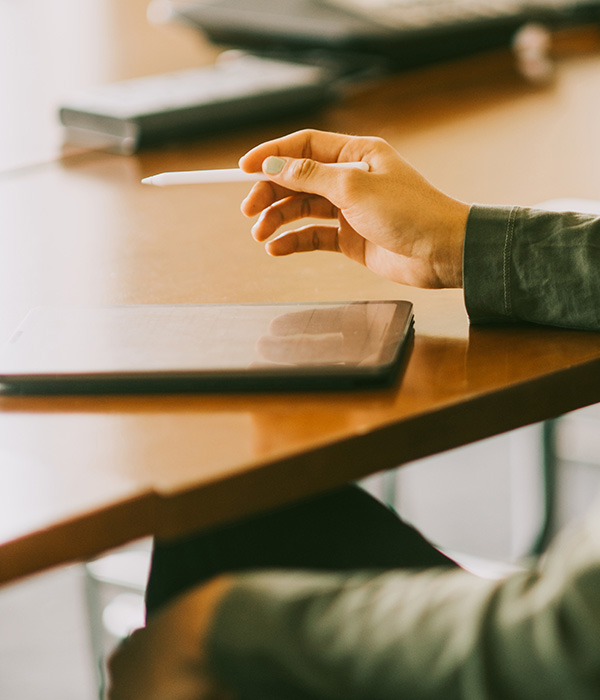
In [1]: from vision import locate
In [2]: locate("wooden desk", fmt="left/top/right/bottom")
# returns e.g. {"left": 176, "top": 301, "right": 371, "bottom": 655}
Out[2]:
{"left": 2, "top": 1, "right": 600, "bottom": 585}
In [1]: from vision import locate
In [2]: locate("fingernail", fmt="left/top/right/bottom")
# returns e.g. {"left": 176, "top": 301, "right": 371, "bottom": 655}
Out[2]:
{"left": 263, "top": 156, "right": 286, "bottom": 175}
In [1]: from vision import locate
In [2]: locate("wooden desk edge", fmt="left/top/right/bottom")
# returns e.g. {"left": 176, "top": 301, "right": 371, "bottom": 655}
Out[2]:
{"left": 155, "top": 354, "right": 600, "bottom": 540}
{"left": 0, "top": 493, "right": 155, "bottom": 587}
{"left": 2, "top": 352, "right": 599, "bottom": 586}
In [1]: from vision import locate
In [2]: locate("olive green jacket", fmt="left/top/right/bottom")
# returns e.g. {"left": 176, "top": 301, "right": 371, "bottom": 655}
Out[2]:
{"left": 208, "top": 205, "right": 600, "bottom": 699}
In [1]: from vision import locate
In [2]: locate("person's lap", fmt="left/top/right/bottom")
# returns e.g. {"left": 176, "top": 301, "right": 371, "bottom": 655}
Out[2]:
{"left": 146, "top": 484, "right": 455, "bottom": 615}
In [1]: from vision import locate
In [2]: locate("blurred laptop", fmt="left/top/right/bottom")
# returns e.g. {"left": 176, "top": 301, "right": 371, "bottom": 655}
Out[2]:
{"left": 153, "top": 0, "right": 600, "bottom": 69}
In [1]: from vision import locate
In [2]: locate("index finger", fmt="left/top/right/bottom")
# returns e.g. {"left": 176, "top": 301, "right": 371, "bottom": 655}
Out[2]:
{"left": 238, "top": 129, "right": 365, "bottom": 173}
{"left": 241, "top": 179, "right": 301, "bottom": 217}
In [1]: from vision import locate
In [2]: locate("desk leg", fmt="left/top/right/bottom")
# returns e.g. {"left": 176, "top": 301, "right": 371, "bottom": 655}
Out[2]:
{"left": 531, "top": 418, "right": 559, "bottom": 556}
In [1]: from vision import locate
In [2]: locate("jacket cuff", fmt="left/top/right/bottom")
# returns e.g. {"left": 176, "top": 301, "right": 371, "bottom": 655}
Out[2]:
{"left": 463, "top": 204, "right": 517, "bottom": 324}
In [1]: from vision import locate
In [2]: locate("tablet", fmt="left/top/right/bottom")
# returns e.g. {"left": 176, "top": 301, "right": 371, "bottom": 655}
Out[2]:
{"left": 0, "top": 301, "right": 413, "bottom": 394}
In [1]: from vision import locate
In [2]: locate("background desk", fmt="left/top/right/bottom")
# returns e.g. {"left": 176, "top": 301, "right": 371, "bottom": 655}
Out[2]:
{"left": 2, "top": 0, "right": 600, "bottom": 585}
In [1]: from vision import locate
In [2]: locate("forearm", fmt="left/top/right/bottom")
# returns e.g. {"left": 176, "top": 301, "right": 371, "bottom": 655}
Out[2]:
{"left": 207, "top": 568, "right": 498, "bottom": 700}
{"left": 464, "top": 205, "right": 600, "bottom": 330}
{"left": 207, "top": 503, "right": 600, "bottom": 700}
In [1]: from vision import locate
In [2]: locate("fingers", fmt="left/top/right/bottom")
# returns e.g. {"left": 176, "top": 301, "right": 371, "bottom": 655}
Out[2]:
{"left": 240, "top": 129, "right": 373, "bottom": 213}
{"left": 239, "top": 129, "right": 381, "bottom": 249}
{"left": 251, "top": 193, "right": 338, "bottom": 242}
{"left": 241, "top": 180, "right": 296, "bottom": 217}
{"left": 239, "top": 129, "right": 366, "bottom": 173}
{"left": 257, "top": 154, "right": 367, "bottom": 209}
{"left": 241, "top": 156, "right": 367, "bottom": 236}
{"left": 265, "top": 225, "right": 341, "bottom": 256}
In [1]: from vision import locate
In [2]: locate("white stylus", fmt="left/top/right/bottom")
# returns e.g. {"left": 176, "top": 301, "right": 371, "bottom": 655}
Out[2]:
{"left": 141, "top": 161, "right": 369, "bottom": 186}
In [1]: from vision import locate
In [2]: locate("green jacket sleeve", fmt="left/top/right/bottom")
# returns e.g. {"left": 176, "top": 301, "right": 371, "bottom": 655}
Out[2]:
{"left": 208, "top": 500, "right": 600, "bottom": 700}
{"left": 206, "top": 206, "right": 600, "bottom": 698}
{"left": 464, "top": 205, "right": 600, "bottom": 330}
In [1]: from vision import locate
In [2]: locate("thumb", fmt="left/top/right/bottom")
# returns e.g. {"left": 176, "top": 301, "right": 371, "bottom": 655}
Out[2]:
{"left": 262, "top": 156, "right": 353, "bottom": 204}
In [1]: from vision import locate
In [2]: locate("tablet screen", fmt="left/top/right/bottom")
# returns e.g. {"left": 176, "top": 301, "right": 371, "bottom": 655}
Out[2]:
{"left": 0, "top": 301, "right": 413, "bottom": 393}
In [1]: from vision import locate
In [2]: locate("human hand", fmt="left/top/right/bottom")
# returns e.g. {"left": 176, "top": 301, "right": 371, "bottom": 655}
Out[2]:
{"left": 107, "top": 576, "right": 235, "bottom": 700}
{"left": 239, "top": 129, "right": 470, "bottom": 289}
